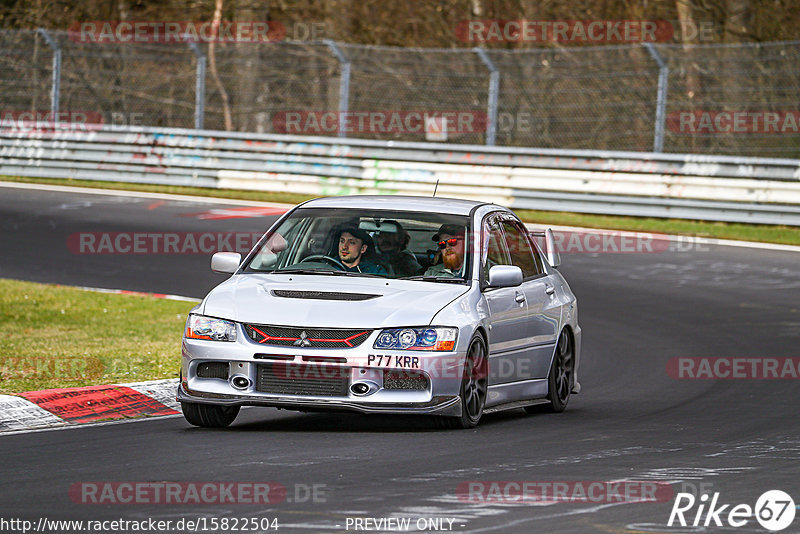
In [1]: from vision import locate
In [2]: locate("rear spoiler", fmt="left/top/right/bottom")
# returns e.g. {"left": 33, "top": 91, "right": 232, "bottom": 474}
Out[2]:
{"left": 528, "top": 228, "right": 561, "bottom": 268}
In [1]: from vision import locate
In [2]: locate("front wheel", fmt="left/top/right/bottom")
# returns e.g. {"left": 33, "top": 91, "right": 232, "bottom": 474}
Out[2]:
{"left": 436, "top": 335, "right": 488, "bottom": 429}
{"left": 181, "top": 402, "right": 240, "bottom": 428}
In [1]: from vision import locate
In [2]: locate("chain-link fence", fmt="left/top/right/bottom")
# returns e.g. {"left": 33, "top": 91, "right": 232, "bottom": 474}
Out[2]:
{"left": 1, "top": 29, "right": 799, "bottom": 157}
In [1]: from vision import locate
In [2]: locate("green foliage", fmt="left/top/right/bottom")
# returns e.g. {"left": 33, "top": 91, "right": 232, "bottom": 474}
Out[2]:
{"left": 0, "top": 279, "right": 194, "bottom": 393}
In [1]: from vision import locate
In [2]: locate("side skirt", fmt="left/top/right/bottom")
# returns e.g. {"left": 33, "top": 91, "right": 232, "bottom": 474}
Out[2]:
{"left": 483, "top": 398, "right": 550, "bottom": 415}
{"left": 484, "top": 378, "right": 548, "bottom": 409}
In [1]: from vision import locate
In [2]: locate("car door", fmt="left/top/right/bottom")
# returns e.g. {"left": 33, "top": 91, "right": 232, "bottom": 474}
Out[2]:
{"left": 481, "top": 214, "right": 531, "bottom": 386}
{"left": 501, "top": 219, "right": 562, "bottom": 379}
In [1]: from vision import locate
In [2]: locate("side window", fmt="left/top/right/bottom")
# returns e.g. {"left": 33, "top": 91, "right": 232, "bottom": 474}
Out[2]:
{"left": 482, "top": 216, "right": 511, "bottom": 281}
{"left": 501, "top": 221, "right": 543, "bottom": 278}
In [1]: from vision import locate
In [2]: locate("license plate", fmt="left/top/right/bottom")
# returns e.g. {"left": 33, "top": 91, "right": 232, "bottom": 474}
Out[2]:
{"left": 367, "top": 354, "right": 420, "bottom": 368}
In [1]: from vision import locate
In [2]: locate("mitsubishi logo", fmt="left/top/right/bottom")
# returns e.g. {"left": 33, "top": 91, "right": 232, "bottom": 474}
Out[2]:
{"left": 294, "top": 331, "right": 311, "bottom": 347}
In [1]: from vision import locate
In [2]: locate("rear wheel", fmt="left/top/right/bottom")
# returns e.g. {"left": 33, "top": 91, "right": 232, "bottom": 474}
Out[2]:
{"left": 436, "top": 335, "right": 488, "bottom": 429}
{"left": 535, "top": 330, "right": 574, "bottom": 414}
{"left": 181, "top": 402, "right": 240, "bottom": 428}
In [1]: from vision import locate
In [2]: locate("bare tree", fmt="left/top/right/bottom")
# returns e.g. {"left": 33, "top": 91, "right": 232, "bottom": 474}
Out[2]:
{"left": 676, "top": 0, "right": 702, "bottom": 152}
{"left": 234, "top": 0, "right": 261, "bottom": 132}
{"left": 209, "top": 0, "right": 234, "bottom": 130}
{"left": 724, "top": 0, "right": 752, "bottom": 42}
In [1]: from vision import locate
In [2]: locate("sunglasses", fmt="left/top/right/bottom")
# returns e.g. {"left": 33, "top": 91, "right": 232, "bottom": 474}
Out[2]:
{"left": 437, "top": 237, "right": 464, "bottom": 249}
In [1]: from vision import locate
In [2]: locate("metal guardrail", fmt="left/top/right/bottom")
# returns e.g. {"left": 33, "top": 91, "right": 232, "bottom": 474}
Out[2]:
{"left": 1, "top": 124, "right": 800, "bottom": 226}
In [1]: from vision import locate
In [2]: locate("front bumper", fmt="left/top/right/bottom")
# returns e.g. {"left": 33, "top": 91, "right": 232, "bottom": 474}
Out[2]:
{"left": 177, "top": 383, "right": 463, "bottom": 416}
{"left": 179, "top": 332, "right": 467, "bottom": 417}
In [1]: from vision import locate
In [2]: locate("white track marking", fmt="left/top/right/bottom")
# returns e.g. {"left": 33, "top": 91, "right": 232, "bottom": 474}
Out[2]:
{"left": 123, "top": 378, "right": 182, "bottom": 411}
{"left": 0, "top": 394, "right": 66, "bottom": 431}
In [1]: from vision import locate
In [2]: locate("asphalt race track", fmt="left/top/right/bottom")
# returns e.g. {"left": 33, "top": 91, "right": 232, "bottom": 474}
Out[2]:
{"left": 1, "top": 183, "right": 799, "bottom": 533}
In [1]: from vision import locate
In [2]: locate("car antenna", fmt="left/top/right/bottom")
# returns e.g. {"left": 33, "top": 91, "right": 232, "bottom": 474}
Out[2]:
{"left": 432, "top": 179, "right": 439, "bottom": 197}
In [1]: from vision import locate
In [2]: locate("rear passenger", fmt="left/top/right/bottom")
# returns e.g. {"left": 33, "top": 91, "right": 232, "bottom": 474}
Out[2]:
{"left": 375, "top": 220, "right": 422, "bottom": 277}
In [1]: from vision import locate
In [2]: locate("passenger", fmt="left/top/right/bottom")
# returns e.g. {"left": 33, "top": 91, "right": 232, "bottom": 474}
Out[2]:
{"left": 337, "top": 226, "right": 387, "bottom": 275}
{"left": 375, "top": 220, "right": 422, "bottom": 277}
{"left": 424, "top": 224, "right": 466, "bottom": 278}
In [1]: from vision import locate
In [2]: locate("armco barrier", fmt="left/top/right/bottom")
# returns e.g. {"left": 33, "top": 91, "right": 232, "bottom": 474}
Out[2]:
{"left": 1, "top": 124, "right": 800, "bottom": 225}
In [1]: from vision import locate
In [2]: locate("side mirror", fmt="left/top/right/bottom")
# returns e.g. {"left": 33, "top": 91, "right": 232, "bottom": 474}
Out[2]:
{"left": 211, "top": 252, "right": 241, "bottom": 274}
{"left": 488, "top": 265, "right": 523, "bottom": 288}
{"left": 545, "top": 228, "right": 561, "bottom": 268}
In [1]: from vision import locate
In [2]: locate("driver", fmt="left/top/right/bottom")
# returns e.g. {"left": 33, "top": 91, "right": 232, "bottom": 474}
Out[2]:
{"left": 338, "top": 226, "right": 387, "bottom": 275}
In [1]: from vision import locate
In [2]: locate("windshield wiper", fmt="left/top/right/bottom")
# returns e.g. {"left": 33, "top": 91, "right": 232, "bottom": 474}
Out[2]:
{"left": 269, "top": 268, "right": 341, "bottom": 275}
{"left": 398, "top": 275, "right": 466, "bottom": 283}
{"left": 325, "top": 271, "right": 387, "bottom": 278}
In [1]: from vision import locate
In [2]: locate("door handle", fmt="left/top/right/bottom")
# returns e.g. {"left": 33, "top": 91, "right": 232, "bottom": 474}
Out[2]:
{"left": 515, "top": 292, "right": 526, "bottom": 303}
{"left": 545, "top": 285, "right": 555, "bottom": 295}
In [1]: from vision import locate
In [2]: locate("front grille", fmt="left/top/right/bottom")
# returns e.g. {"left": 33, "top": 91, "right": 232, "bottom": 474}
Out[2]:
{"left": 271, "top": 290, "right": 379, "bottom": 301}
{"left": 384, "top": 370, "right": 429, "bottom": 391}
{"left": 256, "top": 362, "right": 350, "bottom": 396}
{"left": 245, "top": 324, "right": 371, "bottom": 348}
{"left": 197, "top": 362, "right": 229, "bottom": 379}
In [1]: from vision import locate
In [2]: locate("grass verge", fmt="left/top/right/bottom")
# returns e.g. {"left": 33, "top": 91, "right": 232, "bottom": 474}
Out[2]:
{"left": 2, "top": 175, "right": 799, "bottom": 246}
{"left": 0, "top": 278, "right": 195, "bottom": 394}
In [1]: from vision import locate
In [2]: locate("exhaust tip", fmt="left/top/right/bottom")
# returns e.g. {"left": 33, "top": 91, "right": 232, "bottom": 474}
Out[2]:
{"left": 350, "top": 381, "right": 378, "bottom": 396}
{"left": 230, "top": 375, "right": 251, "bottom": 390}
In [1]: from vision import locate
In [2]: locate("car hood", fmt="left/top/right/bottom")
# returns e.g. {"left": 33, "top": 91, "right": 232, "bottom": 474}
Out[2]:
{"left": 202, "top": 274, "right": 470, "bottom": 328}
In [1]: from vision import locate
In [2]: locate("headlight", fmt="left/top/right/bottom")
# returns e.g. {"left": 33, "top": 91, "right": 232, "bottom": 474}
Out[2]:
{"left": 373, "top": 327, "right": 457, "bottom": 351}
{"left": 185, "top": 314, "right": 237, "bottom": 342}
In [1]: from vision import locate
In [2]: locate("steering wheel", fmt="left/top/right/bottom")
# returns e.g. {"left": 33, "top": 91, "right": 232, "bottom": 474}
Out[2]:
{"left": 299, "top": 254, "right": 346, "bottom": 270}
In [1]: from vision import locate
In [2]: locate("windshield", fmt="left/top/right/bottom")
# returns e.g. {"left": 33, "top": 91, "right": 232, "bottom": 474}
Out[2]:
{"left": 244, "top": 208, "right": 471, "bottom": 282}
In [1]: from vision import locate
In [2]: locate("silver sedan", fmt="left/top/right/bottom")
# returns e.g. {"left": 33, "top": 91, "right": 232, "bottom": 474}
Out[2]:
{"left": 178, "top": 195, "right": 582, "bottom": 428}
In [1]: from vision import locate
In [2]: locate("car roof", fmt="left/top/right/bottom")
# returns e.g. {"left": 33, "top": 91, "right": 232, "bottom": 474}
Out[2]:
{"left": 298, "top": 195, "right": 496, "bottom": 216}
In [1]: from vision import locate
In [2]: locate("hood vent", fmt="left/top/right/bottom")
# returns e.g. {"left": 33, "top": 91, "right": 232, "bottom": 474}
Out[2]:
{"left": 271, "top": 290, "right": 380, "bottom": 301}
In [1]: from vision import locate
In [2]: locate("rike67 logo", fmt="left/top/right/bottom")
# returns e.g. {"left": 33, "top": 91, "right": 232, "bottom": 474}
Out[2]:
{"left": 668, "top": 490, "right": 795, "bottom": 531}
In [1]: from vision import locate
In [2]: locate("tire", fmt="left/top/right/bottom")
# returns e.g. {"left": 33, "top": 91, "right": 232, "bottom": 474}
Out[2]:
{"left": 181, "top": 402, "right": 240, "bottom": 428}
{"left": 436, "top": 335, "right": 488, "bottom": 429}
{"left": 534, "top": 330, "right": 574, "bottom": 414}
